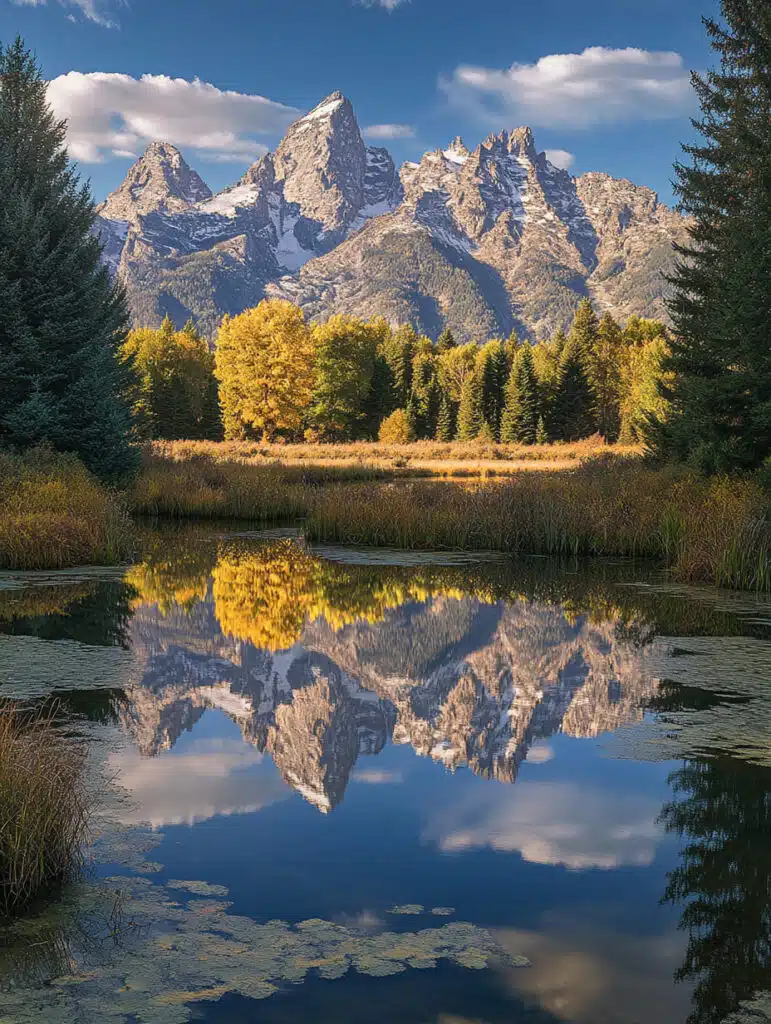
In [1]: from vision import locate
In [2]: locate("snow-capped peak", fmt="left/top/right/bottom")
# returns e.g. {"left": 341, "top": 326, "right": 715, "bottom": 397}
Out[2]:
{"left": 443, "top": 136, "right": 470, "bottom": 165}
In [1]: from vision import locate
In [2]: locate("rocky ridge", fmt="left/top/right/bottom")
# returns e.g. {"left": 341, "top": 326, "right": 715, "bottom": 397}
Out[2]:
{"left": 96, "top": 92, "right": 687, "bottom": 339}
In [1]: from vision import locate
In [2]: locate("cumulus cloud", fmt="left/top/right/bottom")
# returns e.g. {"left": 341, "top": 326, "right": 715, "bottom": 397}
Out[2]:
{"left": 12, "top": 0, "right": 123, "bottom": 27}
{"left": 442, "top": 47, "right": 694, "bottom": 129}
{"left": 424, "top": 782, "right": 662, "bottom": 870}
{"left": 544, "top": 149, "right": 575, "bottom": 171}
{"left": 47, "top": 72, "right": 300, "bottom": 163}
{"left": 109, "top": 737, "right": 291, "bottom": 828}
{"left": 363, "top": 123, "right": 416, "bottom": 140}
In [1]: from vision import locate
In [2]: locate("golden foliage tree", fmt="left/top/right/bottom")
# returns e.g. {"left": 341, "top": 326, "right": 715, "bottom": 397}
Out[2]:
{"left": 214, "top": 300, "right": 315, "bottom": 440}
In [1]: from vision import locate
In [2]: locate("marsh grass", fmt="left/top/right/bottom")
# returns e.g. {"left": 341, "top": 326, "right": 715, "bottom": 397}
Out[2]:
{"left": 153, "top": 436, "right": 636, "bottom": 475}
{"left": 305, "top": 460, "right": 771, "bottom": 591}
{"left": 0, "top": 702, "right": 89, "bottom": 916}
{"left": 0, "top": 449, "right": 134, "bottom": 570}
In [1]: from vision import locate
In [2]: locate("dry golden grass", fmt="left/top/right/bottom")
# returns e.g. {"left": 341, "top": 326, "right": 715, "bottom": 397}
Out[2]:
{"left": 152, "top": 436, "right": 640, "bottom": 477}
{"left": 0, "top": 449, "right": 134, "bottom": 570}
{"left": 0, "top": 702, "right": 89, "bottom": 915}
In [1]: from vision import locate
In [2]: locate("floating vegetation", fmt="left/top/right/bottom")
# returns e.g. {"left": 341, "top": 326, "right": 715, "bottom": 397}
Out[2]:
{"left": 0, "top": 875, "right": 527, "bottom": 1024}
{"left": 388, "top": 904, "right": 424, "bottom": 915}
{"left": 430, "top": 907, "right": 455, "bottom": 916}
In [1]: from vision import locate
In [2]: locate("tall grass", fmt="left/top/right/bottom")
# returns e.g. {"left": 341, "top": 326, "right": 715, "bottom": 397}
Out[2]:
{"left": 0, "top": 448, "right": 134, "bottom": 570}
{"left": 130, "top": 451, "right": 397, "bottom": 520}
{"left": 305, "top": 460, "right": 771, "bottom": 591}
{"left": 0, "top": 702, "right": 89, "bottom": 915}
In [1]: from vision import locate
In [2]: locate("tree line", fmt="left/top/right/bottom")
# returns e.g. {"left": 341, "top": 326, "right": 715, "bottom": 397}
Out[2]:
{"left": 122, "top": 299, "right": 671, "bottom": 446}
{"left": 1, "top": 0, "right": 768, "bottom": 479}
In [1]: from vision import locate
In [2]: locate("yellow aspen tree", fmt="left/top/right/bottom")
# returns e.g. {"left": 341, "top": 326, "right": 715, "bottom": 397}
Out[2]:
{"left": 214, "top": 300, "right": 315, "bottom": 440}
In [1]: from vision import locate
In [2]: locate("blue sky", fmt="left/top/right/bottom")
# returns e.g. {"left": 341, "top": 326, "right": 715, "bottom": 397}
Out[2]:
{"left": 2, "top": 0, "right": 719, "bottom": 204}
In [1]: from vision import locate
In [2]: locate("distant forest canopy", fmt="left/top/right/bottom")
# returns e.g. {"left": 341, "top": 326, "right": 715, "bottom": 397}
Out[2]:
{"left": 122, "top": 298, "right": 670, "bottom": 446}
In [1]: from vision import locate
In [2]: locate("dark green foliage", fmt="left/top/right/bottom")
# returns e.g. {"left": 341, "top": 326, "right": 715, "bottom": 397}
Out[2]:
{"left": 478, "top": 342, "right": 507, "bottom": 440}
{"left": 410, "top": 350, "right": 440, "bottom": 440}
{"left": 550, "top": 341, "right": 597, "bottom": 441}
{"left": 500, "top": 345, "right": 541, "bottom": 444}
{"left": 660, "top": 753, "right": 771, "bottom": 1024}
{"left": 647, "top": 0, "right": 771, "bottom": 471}
{"left": 362, "top": 353, "right": 396, "bottom": 438}
{"left": 588, "top": 312, "right": 623, "bottom": 441}
{"left": 436, "top": 327, "right": 456, "bottom": 352}
{"left": 381, "top": 324, "right": 417, "bottom": 409}
{"left": 435, "top": 392, "right": 455, "bottom": 441}
{"left": 569, "top": 298, "right": 600, "bottom": 353}
{"left": 0, "top": 38, "right": 137, "bottom": 480}
{"left": 456, "top": 368, "right": 484, "bottom": 441}
{"left": 535, "top": 414, "right": 548, "bottom": 445}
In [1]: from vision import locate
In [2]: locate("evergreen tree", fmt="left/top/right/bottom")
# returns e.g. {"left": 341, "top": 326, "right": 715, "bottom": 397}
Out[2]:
{"left": 381, "top": 324, "right": 417, "bottom": 408}
{"left": 588, "top": 312, "right": 624, "bottom": 441}
{"left": 435, "top": 392, "right": 455, "bottom": 441}
{"left": 500, "top": 345, "right": 541, "bottom": 444}
{"left": 456, "top": 368, "right": 484, "bottom": 440}
{"left": 504, "top": 330, "right": 521, "bottom": 368}
{"left": 570, "top": 298, "right": 600, "bottom": 354}
{"left": 478, "top": 341, "right": 506, "bottom": 440}
{"left": 551, "top": 341, "right": 597, "bottom": 441}
{"left": 535, "top": 415, "right": 548, "bottom": 445}
{"left": 410, "top": 349, "right": 439, "bottom": 439}
{"left": 436, "top": 327, "right": 456, "bottom": 353}
{"left": 647, "top": 0, "right": 771, "bottom": 471}
{"left": 0, "top": 38, "right": 137, "bottom": 479}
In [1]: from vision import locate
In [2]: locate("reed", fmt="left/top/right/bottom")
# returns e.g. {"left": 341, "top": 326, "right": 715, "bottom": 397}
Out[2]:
{"left": 0, "top": 702, "right": 89, "bottom": 916}
{"left": 0, "top": 448, "right": 134, "bottom": 570}
{"left": 305, "top": 460, "right": 771, "bottom": 591}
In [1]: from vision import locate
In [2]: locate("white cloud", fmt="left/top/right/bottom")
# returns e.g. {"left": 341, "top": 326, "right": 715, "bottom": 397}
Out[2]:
{"left": 47, "top": 72, "right": 300, "bottom": 164}
{"left": 363, "top": 123, "right": 416, "bottom": 140}
{"left": 357, "top": 0, "right": 409, "bottom": 8}
{"left": 12, "top": 0, "right": 123, "bottom": 27}
{"left": 352, "top": 769, "right": 404, "bottom": 784}
{"left": 442, "top": 46, "right": 694, "bottom": 129}
{"left": 109, "top": 737, "right": 290, "bottom": 828}
{"left": 544, "top": 149, "right": 575, "bottom": 171}
{"left": 424, "top": 782, "right": 662, "bottom": 870}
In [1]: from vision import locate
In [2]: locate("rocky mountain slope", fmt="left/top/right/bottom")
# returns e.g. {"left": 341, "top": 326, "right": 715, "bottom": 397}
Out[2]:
{"left": 96, "top": 93, "right": 687, "bottom": 340}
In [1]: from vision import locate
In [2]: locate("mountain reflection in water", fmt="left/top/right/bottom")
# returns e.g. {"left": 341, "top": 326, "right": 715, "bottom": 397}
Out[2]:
{"left": 1, "top": 531, "right": 769, "bottom": 1024}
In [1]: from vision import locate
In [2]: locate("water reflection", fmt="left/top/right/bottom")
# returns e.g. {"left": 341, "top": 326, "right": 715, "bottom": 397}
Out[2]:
{"left": 119, "top": 537, "right": 667, "bottom": 813}
{"left": 1, "top": 533, "right": 770, "bottom": 1023}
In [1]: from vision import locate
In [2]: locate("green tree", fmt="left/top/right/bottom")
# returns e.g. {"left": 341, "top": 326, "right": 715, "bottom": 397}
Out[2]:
{"left": 122, "top": 318, "right": 221, "bottom": 440}
{"left": 435, "top": 392, "right": 455, "bottom": 441}
{"left": 410, "top": 349, "right": 439, "bottom": 440}
{"left": 588, "top": 313, "right": 624, "bottom": 441}
{"left": 456, "top": 367, "right": 484, "bottom": 441}
{"left": 647, "top": 0, "right": 771, "bottom": 471}
{"left": 309, "top": 315, "right": 378, "bottom": 440}
{"left": 478, "top": 341, "right": 508, "bottom": 440}
{"left": 570, "top": 298, "right": 600, "bottom": 354}
{"left": 0, "top": 38, "right": 136, "bottom": 479}
{"left": 500, "top": 345, "right": 541, "bottom": 444}
{"left": 436, "top": 327, "right": 456, "bottom": 353}
{"left": 551, "top": 341, "right": 597, "bottom": 441}
{"left": 381, "top": 323, "right": 417, "bottom": 408}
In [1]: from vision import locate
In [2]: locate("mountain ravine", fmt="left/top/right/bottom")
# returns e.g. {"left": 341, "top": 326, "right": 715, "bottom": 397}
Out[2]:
{"left": 95, "top": 92, "right": 688, "bottom": 341}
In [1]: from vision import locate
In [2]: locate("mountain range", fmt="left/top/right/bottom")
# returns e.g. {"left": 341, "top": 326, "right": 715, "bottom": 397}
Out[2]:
{"left": 122, "top": 585, "right": 661, "bottom": 814}
{"left": 95, "top": 91, "right": 688, "bottom": 342}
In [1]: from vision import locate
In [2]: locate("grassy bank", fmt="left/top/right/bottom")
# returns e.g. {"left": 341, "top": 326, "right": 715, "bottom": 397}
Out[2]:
{"left": 0, "top": 449, "right": 134, "bottom": 570}
{"left": 0, "top": 703, "right": 89, "bottom": 915}
{"left": 304, "top": 461, "right": 771, "bottom": 591}
{"left": 152, "top": 437, "right": 638, "bottom": 476}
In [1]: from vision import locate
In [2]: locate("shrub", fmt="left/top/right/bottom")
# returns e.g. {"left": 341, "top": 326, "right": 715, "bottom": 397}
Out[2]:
{"left": 0, "top": 702, "right": 89, "bottom": 915}
{"left": 0, "top": 448, "right": 134, "bottom": 570}
{"left": 378, "top": 409, "right": 415, "bottom": 444}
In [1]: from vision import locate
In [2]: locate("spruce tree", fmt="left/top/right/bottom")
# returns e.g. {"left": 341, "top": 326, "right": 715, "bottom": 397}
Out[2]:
{"left": 435, "top": 392, "right": 455, "bottom": 441}
{"left": 588, "top": 312, "right": 624, "bottom": 441}
{"left": 535, "top": 415, "right": 548, "bottom": 445}
{"left": 551, "top": 341, "right": 597, "bottom": 441}
{"left": 647, "top": 0, "right": 771, "bottom": 471}
{"left": 0, "top": 38, "right": 136, "bottom": 479}
{"left": 456, "top": 369, "right": 484, "bottom": 441}
{"left": 436, "top": 327, "right": 456, "bottom": 353}
{"left": 570, "top": 298, "right": 600, "bottom": 353}
{"left": 500, "top": 345, "right": 541, "bottom": 444}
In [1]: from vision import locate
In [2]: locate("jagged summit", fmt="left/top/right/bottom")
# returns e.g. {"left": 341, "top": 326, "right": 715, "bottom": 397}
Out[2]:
{"left": 95, "top": 93, "right": 686, "bottom": 339}
{"left": 97, "top": 142, "right": 212, "bottom": 223}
